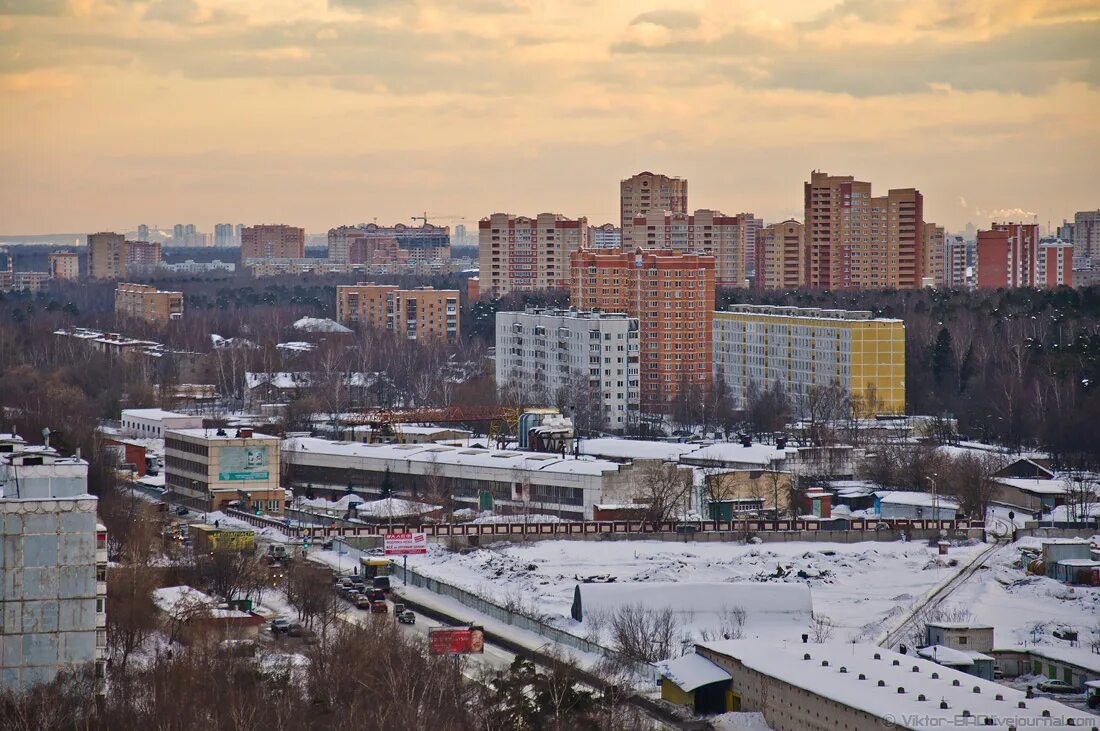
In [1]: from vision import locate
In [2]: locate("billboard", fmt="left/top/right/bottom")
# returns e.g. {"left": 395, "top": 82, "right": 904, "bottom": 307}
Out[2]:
{"left": 428, "top": 627, "right": 485, "bottom": 655}
{"left": 384, "top": 532, "right": 427, "bottom": 555}
{"left": 218, "top": 446, "right": 269, "bottom": 481}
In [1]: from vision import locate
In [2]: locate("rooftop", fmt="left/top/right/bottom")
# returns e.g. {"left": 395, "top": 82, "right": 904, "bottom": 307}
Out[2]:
{"left": 166, "top": 428, "right": 278, "bottom": 442}
{"left": 121, "top": 408, "right": 196, "bottom": 420}
{"left": 876, "top": 491, "right": 960, "bottom": 510}
{"left": 699, "top": 640, "right": 1090, "bottom": 728}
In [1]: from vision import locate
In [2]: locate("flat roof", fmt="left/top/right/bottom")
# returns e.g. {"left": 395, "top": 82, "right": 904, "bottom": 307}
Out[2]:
{"left": 166, "top": 428, "right": 278, "bottom": 441}
{"left": 659, "top": 653, "right": 732, "bottom": 692}
{"left": 699, "top": 640, "right": 1089, "bottom": 727}
{"left": 121, "top": 408, "right": 197, "bottom": 420}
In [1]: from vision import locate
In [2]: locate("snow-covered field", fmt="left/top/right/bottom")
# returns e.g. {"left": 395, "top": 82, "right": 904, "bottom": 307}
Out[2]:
{"left": 404, "top": 537, "right": 988, "bottom": 645}
{"left": 949, "top": 537, "right": 1100, "bottom": 649}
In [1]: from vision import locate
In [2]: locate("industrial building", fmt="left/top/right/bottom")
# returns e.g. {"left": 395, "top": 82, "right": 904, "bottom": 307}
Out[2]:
{"left": 281, "top": 437, "right": 681, "bottom": 521}
{"left": 119, "top": 408, "right": 204, "bottom": 439}
{"left": 164, "top": 428, "right": 284, "bottom": 514}
{"left": 0, "top": 433, "right": 107, "bottom": 691}
{"left": 713, "top": 304, "right": 905, "bottom": 418}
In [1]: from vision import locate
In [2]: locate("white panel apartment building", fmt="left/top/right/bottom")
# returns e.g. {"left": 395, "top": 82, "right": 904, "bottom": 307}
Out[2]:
{"left": 0, "top": 434, "right": 107, "bottom": 691}
{"left": 478, "top": 213, "right": 589, "bottom": 297}
{"left": 495, "top": 309, "right": 640, "bottom": 431}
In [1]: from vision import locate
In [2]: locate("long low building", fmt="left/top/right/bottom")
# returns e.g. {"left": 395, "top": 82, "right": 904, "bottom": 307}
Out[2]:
{"left": 281, "top": 437, "right": 676, "bottom": 520}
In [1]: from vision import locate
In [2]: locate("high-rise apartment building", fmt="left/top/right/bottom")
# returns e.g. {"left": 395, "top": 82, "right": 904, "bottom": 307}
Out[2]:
{"left": 803, "top": 171, "right": 924, "bottom": 289}
{"left": 336, "top": 283, "right": 460, "bottom": 343}
{"left": 1074, "top": 210, "right": 1100, "bottom": 259}
{"left": 172, "top": 224, "right": 184, "bottom": 241}
{"left": 976, "top": 222, "right": 1070, "bottom": 288}
{"left": 48, "top": 251, "right": 80, "bottom": 280}
{"left": 0, "top": 433, "right": 107, "bottom": 691}
{"left": 241, "top": 224, "right": 305, "bottom": 260}
{"left": 478, "top": 213, "right": 589, "bottom": 297}
{"left": 88, "top": 232, "right": 125, "bottom": 279}
{"left": 620, "top": 171, "right": 688, "bottom": 246}
{"left": 629, "top": 209, "right": 755, "bottom": 287}
{"left": 214, "top": 223, "right": 234, "bottom": 247}
{"left": 921, "top": 223, "right": 945, "bottom": 286}
{"left": 571, "top": 249, "right": 714, "bottom": 414}
{"left": 588, "top": 223, "right": 622, "bottom": 249}
{"left": 945, "top": 234, "right": 968, "bottom": 288}
{"left": 115, "top": 283, "right": 184, "bottom": 324}
{"left": 327, "top": 223, "right": 450, "bottom": 265}
{"left": 87, "top": 233, "right": 161, "bottom": 279}
{"left": 713, "top": 305, "right": 906, "bottom": 418}
{"left": 755, "top": 220, "right": 805, "bottom": 290}
{"left": 495, "top": 308, "right": 640, "bottom": 430}
{"left": 137, "top": 224, "right": 149, "bottom": 240}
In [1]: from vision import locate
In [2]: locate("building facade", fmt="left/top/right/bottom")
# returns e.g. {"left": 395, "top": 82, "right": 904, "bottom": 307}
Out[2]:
{"left": 240, "top": 224, "right": 305, "bottom": 260}
{"left": 804, "top": 171, "right": 924, "bottom": 289}
{"left": 0, "top": 435, "right": 106, "bottom": 691}
{"left": 620, "top": 171, "right": 688, "bottom": 246}
{"left": 478, "top": 213, "right": 588, "bottom": 297}
{"left": 713, "top": 304, "right": 905, "bottom": 417}
{"left": 629, "top": 210, "right": 755, "bottom": 287}
{"left": 48, "top": 252, "right": 80, "bottom": 280}
{"left": 754, "top": 220, "right": 804, "bottom": 290}
{"left": 164, "top": 428, "right": 283, "bottom": 514}
{"left": 945, "top": 234, "right": 969, "bottom": 288}
{"left": 327, "top": 223, "right": 450, "bottom": 266}
{"left": 588, "top": 223, "right": 622, "bottom": 248}
{"left": 921, "top": 222, "right": 945, "bottom": 286}
{"left": 1074, "top": 210, "right": 1100, "bottom": 260}
{"left": 87, "top": 232, "right": 125, "bottom": 279}
{"left": 571, "top": 249, "right": 714, "bottom": 415}
{"left": 495, "top": 309, "right": 640, "bottom": 431}
{"left": 976, "top": 222, "right": 1071, "bottom": 288}
{"left": 115, "top": 283, "right": 184, "bottom": 324}
{"left": 336, "top": 283, "right": 460, "bottom": 343}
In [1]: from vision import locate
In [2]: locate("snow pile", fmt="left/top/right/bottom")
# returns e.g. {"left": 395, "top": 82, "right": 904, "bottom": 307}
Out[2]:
{"left": 292, "top": 317, "right": 352, "bottom": 334}
{"left": 708, "top": 713, "right": 774, "bottom": 731}
{"left": 472, "top": 512, "right": 576, "bottom": 524}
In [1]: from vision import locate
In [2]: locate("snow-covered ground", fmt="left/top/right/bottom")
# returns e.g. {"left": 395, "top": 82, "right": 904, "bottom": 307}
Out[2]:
{"left": 708, "top": 712, "right": 773, "bottom": 730}
{"left": 403, "top": 538, "right": 988, "bottom": 645}
{"left": 947, "top": 536, "right": 1100, "bottom": 650}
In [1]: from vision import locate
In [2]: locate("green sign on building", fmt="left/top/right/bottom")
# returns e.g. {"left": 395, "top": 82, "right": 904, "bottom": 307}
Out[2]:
{"left": 218, "top": 446, "right": 270, "bottom": 481}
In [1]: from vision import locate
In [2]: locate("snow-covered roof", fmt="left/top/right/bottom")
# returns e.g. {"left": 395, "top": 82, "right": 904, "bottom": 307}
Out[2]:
{"left": 699, "top": 640, "right": 1088, "bottom": 726}
{"left": 152, "top": 585, "right": 252, "bottom": 619}
{"left": 995, "top": 477, "right": 1071, "bottom": 495}
{"left": 166, "top": 428, "right": 278, "bottom": 441}
{"left": 353, "top": 497, "right": 440, "bottom": 517}
{"left": 682, "top": 442, "right": 797, "bottom": 467}
{"left": 579, "top": 438, "right": 702, "bottom": 462}
{"left": 283, "top": 437, "right": 623, "bottom": 478}
{"left": 245, "top": 372, "right": 375, "bottom": 390}
{"left": 917, "top": 645, "right": 989, "bottom": 666}
{"left": 926, "top": 621, "right": 994, "bottom": 630}
{"left": 659, "top": 652, "right": 732, "bottom": 692}
{"left": 292, "top": 317, "right": 353, "bottom": 334}
{"left": 995, "top": 644, "right": 1100, "bottom": 673}
{"left": 346, "top": 424, "right": 471, "bottom": 437}
{"left": 276, "top": 341, "right": 315, "bottom": 353}
{"left": 1057, "top": 559, "right": 1100, "bottom": 567}
{"left": 121, "top": 408, "right": 194, "bottom": 420}
{"left": 876, "top": 491, "right": 960, "bottom": 510}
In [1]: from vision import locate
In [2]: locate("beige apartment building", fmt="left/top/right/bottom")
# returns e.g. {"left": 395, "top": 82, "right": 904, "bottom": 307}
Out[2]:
{"left": 922, "top": 223, "right": 945, "bottom": 286}
{"left": 48, "top": 251, "right": 80, "bottom": 280}
{"left": 241, "top": 224, "right": 305, "bottom": 260}
{"left": 755, "top": 220, "right": 804, "bottom": 290}
{"left": 804, "top": 171, "right": 924, "bottom": 289}
{"left": 88, "top": 233, "right": 162, "bottom": 279}
{"left": 478, "top": 213, "right": 588, "bottom": 297}
{"left": 628, "top": 209, "right": 756, "bottom": 288}
{"left": 114, "top": 283, "right": 184, "bottom": 324}
{"left": 336, "top": 283, "right": 459, "bottom": 343}
{"left": 620, "top": 171, "right": 688, "bottom": 246}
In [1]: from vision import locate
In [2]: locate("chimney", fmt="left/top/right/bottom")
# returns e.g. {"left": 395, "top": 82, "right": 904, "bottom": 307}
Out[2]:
{"left": 239, "top": 428, "right": 253, "bottom": 439}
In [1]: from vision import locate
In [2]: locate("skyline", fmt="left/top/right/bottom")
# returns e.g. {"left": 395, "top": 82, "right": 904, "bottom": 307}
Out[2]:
{"left": 2, "top": 0, "right": 1099, "bottom": 235}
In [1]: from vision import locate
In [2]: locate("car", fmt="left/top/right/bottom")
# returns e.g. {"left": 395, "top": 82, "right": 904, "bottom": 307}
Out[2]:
{"left": 397, "top": 610, "right": 415, "bottom": 625}
{"left": 174, "top": 506, "right": 189, "bottom": 516}
{"left": 372, "top": 576, "right": 391, "bottom": 592}
{"left": 349, "top": 575, "right": 365, "bottom": 587}
{"left": 367, "top": 589, "right": 386, "bottom": 603}
{"left": 393, "top": 602, "right": 406, "bottom": 615}
{"left": 321, "top": 538, "right": 335, "bottom": 550}
{"left": 270, "top": 618, "right": 292, "bottom": 634}
{"left": 337, "top": 577, "right": 353, "bottom": 589}
{"left": 1037, "top": 679, "right": 1078, "bottom": 694}
{"left": 355, "top": 595, "right": 372, "bottom": 609}
{"left": 370, "top": 601, "right": 388, "bottom": 614}
{"left": 345, "top": 589, "right": 362, "bottom": 602}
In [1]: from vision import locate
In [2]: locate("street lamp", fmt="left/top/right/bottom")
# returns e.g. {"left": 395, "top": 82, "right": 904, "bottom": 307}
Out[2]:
{"left": 927, "top": 473, "right": 939, "bottom": 525}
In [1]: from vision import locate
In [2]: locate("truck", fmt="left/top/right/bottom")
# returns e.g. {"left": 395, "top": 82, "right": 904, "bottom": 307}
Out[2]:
{"left": 189, "top": 523, "right": 256, "bottom": 554}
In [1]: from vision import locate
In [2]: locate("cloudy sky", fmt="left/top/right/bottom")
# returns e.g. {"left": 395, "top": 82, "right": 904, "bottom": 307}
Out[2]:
{"left": 1, "top": 0, "right": 1098, "bottom": 234}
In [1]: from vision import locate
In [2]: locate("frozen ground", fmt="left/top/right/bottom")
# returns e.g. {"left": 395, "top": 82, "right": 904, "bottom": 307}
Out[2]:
{"left": 708, "top": 712, "right": 773, "bottom": 730}
{"left": 948, "top": 536, "right": 1100, "bottom": 649}
{"left": 404, "top": 538, "right": 988, "bottom": 645}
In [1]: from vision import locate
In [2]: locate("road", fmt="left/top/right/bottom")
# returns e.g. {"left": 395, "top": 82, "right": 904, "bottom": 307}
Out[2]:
{"left": 879, "top": 536, "right": 1008, "bottom": 650}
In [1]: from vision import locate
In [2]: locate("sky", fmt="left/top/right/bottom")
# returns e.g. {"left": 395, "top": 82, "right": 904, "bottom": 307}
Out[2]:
{"left": 1, "top": 0, "right": 1098, "bottom": 235}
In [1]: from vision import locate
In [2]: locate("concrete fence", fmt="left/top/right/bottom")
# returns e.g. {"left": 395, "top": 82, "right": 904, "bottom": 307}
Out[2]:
{"left": 390, "top": 561, "right": 661, "bottom": 684}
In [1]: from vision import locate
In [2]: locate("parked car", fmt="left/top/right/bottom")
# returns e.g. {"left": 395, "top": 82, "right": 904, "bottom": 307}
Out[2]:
{"left": 270, "top": 618, "right": 292, "bottom": 634}
{"left": 393, "top": 603, "right": 406, "bottom": 615}
{"left": 370, "top": 601, "right": 388, "bottom": 614}
{"left": 175, "top": 506, "right": 189, "bottom": 516}
{"left": 397, "top": 610, "right": 415, "bottom": 625}
{"left": 1037, "top": 679, "right": 1078, "bottom": 694}
{"left": 355, "top": 595, "right": 372, "bottom": 609}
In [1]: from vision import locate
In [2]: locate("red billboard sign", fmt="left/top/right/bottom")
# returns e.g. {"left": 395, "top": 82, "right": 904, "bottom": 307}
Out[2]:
{"left": 384, "top": 532, "right": 427, "bottom": 556}
{"left": 428, "top": 627, "right": 485, "bottom": 655}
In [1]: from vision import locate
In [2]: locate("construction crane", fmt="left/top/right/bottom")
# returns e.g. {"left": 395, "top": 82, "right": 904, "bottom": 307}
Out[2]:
{"left": 411, "top": 212, "right": 465, "bottom": 227}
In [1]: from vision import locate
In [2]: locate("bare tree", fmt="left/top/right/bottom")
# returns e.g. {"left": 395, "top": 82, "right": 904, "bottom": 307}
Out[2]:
{"left": 633, "top": 461, "right": 693, "bottom": 524}
{"left": 607, "top": 604, "right": 683, "bottom": 663}
{"left": 810, "top": 614, "right": 834, "bottom": 643}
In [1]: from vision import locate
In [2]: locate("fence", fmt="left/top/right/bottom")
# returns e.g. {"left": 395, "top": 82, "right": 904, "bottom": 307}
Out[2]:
{"left": 390, "top": 561, "right": 661, "bottom": 684}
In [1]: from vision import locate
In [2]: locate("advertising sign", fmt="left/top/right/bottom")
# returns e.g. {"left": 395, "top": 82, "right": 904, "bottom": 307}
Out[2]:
{"left": 218, "top": 446, "right": 269, "bottom": 481}
{"left": 428, "top": 627, "right": 485, "bottom": 655}
{"left": 384, "top": 532, "right": 427, "bottom": 555}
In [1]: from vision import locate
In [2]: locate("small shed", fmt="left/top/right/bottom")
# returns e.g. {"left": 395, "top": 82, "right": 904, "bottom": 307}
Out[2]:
{"left": 917, "top": 645, "right": 996, "bottom": 680}
{"left": 1052, "top": 558, "right": 1100, "bottom": 585}
{"left": 875, "top": 491, "right": 959, "bottom": 520}
{"left": 658, "top": 652, "right": 734, "bottom": 714}
{"left": 1042, "top": 540, "right": 1092, "bottom": 576}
